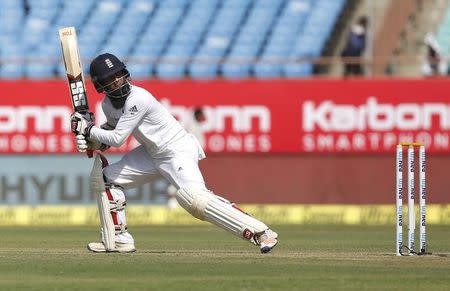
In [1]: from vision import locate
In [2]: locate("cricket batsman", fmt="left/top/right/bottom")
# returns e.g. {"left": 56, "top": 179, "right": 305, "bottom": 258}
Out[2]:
{"left": 70, "top": 53, "right": 278, "bottom": 254}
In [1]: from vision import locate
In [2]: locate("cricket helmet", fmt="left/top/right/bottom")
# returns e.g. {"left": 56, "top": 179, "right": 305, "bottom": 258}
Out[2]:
{"left": 89, "top": 53, "right": 131, "bottom": 108}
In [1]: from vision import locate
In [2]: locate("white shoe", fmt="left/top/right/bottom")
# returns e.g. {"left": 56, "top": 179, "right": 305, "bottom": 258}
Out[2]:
{"left": 256, "top": 229, "right": 278, "bottom": 254}
{"left": 87, "top": 241, "right": 136, "bottom": 253}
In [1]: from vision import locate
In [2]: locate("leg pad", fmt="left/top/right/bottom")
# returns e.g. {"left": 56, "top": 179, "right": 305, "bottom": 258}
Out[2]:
{"left": 176, "top": 188, "right": 268, "bottom": 243}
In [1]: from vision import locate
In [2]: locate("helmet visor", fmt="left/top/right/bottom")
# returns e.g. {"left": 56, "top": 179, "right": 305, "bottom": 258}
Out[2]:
{"left": 93, "top": 70, "right": 131, "bottom": 99}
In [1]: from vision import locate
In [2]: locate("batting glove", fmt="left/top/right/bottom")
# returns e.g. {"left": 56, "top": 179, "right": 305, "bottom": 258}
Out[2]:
{"left": 70, "top": 112, "right": 94, "bottom": 137}
{"left": 74, "top": 135, "right": 110, "bottom": 152}
{"left": 75, "top": 134, "right": 88, "bottom": 152}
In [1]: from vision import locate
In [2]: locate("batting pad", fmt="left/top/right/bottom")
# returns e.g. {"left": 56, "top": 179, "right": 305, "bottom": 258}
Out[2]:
{"left": 176, "top": 188, "right": 268, "bottom": 243}
{"left": 90, "top": 154, "right": 115, "bottom": 251}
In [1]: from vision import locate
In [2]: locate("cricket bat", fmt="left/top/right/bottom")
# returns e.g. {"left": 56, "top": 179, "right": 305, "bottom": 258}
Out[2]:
{"left": 58, "top": 26, "right": 93, "bottom": 157}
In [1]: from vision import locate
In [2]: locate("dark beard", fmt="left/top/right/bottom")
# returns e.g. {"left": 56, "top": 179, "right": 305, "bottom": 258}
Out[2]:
{"left": 109, "top": 96, "right": 127, "bottom": 109}
{"left": 107, "top": 84, "right": 131, "bottom": 109}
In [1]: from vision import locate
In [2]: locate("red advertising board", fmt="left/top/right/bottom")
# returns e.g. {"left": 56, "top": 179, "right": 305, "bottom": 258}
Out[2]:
{"left": 1, "top": 79, "right": 450, "bottom": 154}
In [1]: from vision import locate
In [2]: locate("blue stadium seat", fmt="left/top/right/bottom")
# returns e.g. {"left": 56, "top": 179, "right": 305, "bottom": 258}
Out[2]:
{"left": 253, "top": 63, "right": 283, "bottom": 78}
{"left": 255, "top": 44, "right": 290, "bottom": 78}
{"left": 156, "top": 44, "right": 193, "bottom": 79}
{"left": 221, "top": 53, "right": 252, "bottom": 79}
{"left": 127, "top": 63, "right": 152, "bottom": 79}
{"left": 221, "top": 63, "right": 251, "bottom": 79}
{"left": 132, "top": 44, "right": 164, "bottom": 58}
{"left": 56, "top": 62, "right": 68, "bottom": 79}
{"left": 223, "top": 0, "right": 251, "bottom": 8}
{"left": 1, "top": 0, "right": 24, "bottom": 8}
{"left": 0, "top": 64, "right": 24, "bottom": 79}
{"left": 283, "top": 62, "right": 313, "bottom": 78}
{"left": 0, "top": 0, "right": 347, "bottom": 79}
{"left": 155, "top": 63, "right": 185, "bottom": 79}
{"left": 0, "top": 10, "right": 24, "bottom": 36}
{"left": 54, "top": 1, "right": 95, "bottom": 28}
{"left": 229, "top": 0, "right": 283, "bottom": 79}
{"left": 25, "top": 63, "right": 55, "bottom": 79}
{"left": 102, "top": 0, "right": 155, "bottom": 58}
{"left": 22, "top": 17, "right": 51, "bottom": 50}
{"left": 160, "top": 0, "right": 189, "bottom": 8}
{"left": 99, "top": 46, "right": 129, "bottom": 59}
{"left": 188, "top": 62, "right": 218, "bottom": 79}
{"left": 0, "top": 42, "right": 26, "bottom": 78}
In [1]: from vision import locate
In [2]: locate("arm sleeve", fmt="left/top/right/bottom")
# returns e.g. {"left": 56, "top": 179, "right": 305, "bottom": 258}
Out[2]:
{"left": 89, "top": 96, "right": 150, "bottom": 147}
{"left": 100, "top": 122, "right": 115, "bottom": 130}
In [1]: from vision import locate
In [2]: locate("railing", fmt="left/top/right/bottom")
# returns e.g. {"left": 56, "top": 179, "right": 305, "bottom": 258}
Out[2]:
{"left": 0, "top": 55, "right": 448, "bottom": 78}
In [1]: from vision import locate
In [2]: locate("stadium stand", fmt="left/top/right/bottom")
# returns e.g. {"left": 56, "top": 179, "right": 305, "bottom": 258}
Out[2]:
{"left": 0, "top": 0, "right": 346, "bottom": 79}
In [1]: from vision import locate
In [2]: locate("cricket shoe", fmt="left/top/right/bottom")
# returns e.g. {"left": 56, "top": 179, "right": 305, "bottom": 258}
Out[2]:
{"left": 256, "top": 229, "right": 278, "bottom": 254}
{"left": 87, "top": 241, "right": 136, "bottom": 253}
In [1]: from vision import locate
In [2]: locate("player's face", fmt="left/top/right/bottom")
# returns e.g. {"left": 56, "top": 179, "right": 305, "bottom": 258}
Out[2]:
{"left": 102, "top": 72, "right": 126, "bottom": 93}
{"left": 99, "top": 70, "right": 131, "bottom": 108}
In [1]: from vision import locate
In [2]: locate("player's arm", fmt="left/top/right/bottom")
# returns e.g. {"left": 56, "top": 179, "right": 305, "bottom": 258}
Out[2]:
{"left": 71, "top": 113, "right": 137, "bottom": 149}
{"left": 88, "top": 98, "right": 150, "bottom": 147}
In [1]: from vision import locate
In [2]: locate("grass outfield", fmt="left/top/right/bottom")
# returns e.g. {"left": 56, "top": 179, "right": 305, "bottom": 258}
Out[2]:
{"left": 0, "top": 225, "right": 449, "bottom": 290}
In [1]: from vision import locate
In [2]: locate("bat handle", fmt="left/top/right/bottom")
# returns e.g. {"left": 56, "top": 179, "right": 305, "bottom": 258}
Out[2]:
{"left": 87, "top": 149, "right": 94, "bottom": 158}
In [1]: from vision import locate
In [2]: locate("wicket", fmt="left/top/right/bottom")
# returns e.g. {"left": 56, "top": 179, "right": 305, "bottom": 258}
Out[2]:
{"left": 396, "top": 142, "right": 427, "bottom": 256}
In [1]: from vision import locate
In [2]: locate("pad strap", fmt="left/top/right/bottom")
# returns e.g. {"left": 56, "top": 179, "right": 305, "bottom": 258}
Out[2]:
{"left": 115, "top": 224, "right": 128, "bottom": 235}
{"left": 110, "top": 199, "right": 127, "bottom": 212}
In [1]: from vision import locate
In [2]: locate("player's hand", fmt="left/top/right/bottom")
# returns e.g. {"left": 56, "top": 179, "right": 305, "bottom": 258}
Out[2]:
{"left": 75, "top": 135, "right": 110, "bottom": 153}
{"left": 75, "top": 134, "right": 88, "bottom": 152}
{"left": 71, "top": 112, "right": 94, "bottom": 136}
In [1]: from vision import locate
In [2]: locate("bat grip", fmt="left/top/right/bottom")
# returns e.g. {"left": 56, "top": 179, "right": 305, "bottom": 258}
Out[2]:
{"left": 87, "top": 149, "right": 94, "bottom": 158}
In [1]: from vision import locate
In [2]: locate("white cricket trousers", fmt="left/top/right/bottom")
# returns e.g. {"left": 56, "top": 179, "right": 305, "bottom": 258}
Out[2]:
{"left": 103, "top": 134, "right": 207, "bottom": 190}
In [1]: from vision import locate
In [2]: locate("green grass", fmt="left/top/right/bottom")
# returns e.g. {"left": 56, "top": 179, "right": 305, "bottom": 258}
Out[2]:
{"left": 0, "top": 225, "right": 449, "bottom": 290}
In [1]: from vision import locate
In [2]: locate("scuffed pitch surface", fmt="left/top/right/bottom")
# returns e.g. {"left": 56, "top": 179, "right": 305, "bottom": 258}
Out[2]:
{"left": 0, "top": 225, "right": 449, "bottom": 290}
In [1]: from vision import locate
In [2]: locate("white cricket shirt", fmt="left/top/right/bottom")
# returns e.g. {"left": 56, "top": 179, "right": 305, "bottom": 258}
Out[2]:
{"left": 90, "top": 85, "right": 187, "bottom": 156}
